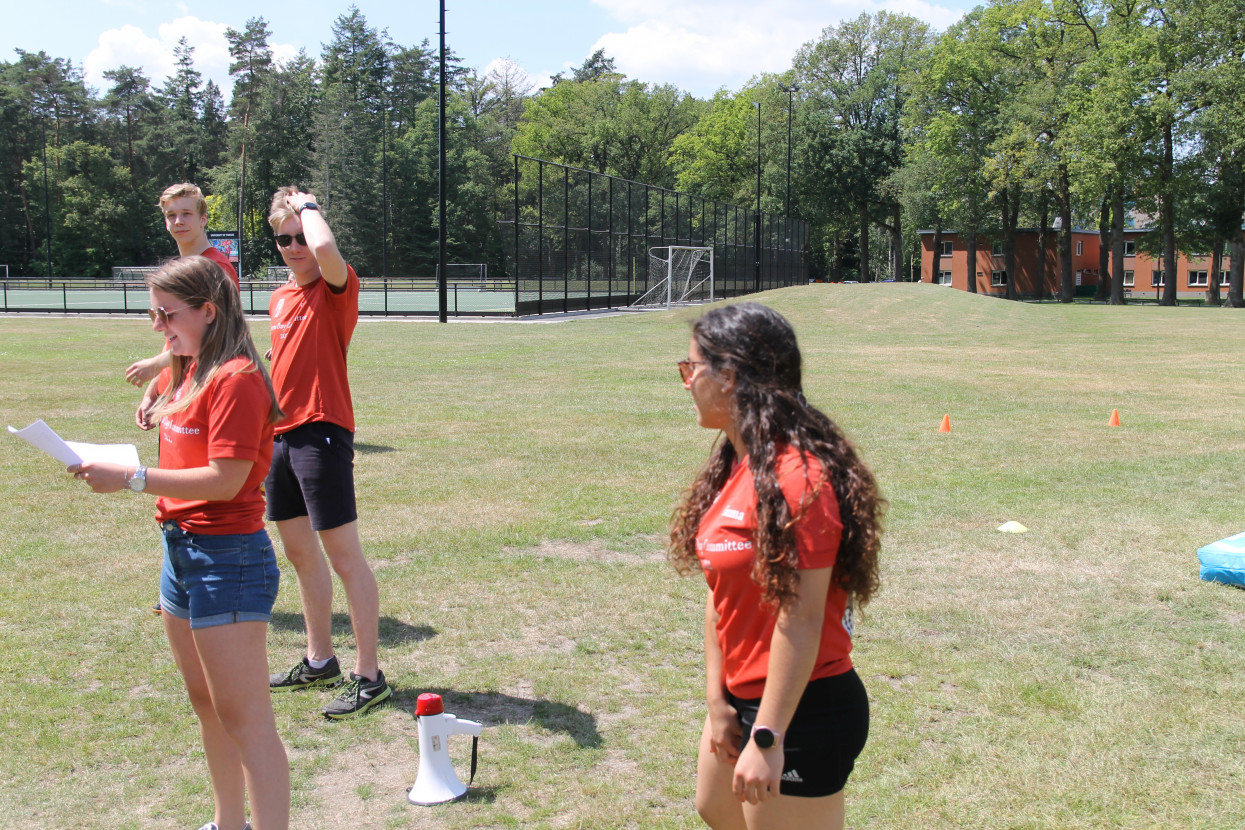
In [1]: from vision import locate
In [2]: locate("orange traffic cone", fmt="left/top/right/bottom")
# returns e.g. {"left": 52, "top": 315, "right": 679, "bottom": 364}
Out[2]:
{"left": 938, "top": 414, "right": 951, "bottom": 433}
{"left": 1108, "top": 409, "right": 1120, "bottom": 427}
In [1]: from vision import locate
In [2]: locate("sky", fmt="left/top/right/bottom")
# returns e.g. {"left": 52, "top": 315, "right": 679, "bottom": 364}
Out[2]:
{"left": 3, "top": 0, "right": 975, "bottom": 101}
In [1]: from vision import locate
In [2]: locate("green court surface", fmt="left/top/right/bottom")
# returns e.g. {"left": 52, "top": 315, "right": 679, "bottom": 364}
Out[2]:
{"left": 0, "top": 283, "right": 518, "bottom": 316}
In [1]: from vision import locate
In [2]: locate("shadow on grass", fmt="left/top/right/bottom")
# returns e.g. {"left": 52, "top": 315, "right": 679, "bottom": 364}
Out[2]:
{"left": 355, "top": 442, "right": 397, "bottom": 454}
{"left": 270, "top": 611, "right": 436, "bottom": 646}
{"left": 389, "top": 686, "right": 602, "bottom": 749}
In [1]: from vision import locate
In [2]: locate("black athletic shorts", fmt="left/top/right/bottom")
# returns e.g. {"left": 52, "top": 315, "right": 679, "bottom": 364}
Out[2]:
{"left": 265, "top": 421, "right": 358, "bottom": 530}
{"left": 730, "top": 668, "right": 869, "bottom": 798}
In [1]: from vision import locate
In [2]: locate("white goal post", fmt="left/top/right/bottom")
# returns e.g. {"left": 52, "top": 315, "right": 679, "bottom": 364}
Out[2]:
{"left": 633, "top": 246, "right": 714, "bottom": 309}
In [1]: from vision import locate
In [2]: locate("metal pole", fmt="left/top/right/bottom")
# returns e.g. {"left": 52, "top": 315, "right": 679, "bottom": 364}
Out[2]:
{"left": 381, "top": 96, "right": 388, "bottom": 278}
{"left": 42, "top": 117, "right": 52, "bottom": 280}
{"left": 754, "top": 101, "right": 761, "bottom": 294}
{"left": 437, "top": 0, "right": 448, "bottom": 322}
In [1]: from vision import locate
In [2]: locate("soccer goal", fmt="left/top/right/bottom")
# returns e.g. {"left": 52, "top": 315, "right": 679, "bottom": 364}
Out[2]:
{"left": 633, "top": 246, "right": 714, "bottom": 309}
{"left": 112, "top": 266, "right": 159, "bottom": 283}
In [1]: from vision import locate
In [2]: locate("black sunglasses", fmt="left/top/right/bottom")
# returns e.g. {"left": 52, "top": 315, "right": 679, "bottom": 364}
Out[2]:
{"left": 275, "top": 233, "right": 307, "bottom": 248}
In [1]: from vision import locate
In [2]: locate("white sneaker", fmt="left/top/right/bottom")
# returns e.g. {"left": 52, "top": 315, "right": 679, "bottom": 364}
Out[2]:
{"left": 196, "top": 823, "right": 251, "bottom": 830}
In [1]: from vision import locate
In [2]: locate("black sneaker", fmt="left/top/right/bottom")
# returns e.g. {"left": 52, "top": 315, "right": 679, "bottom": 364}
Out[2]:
{"left": 269, "top": 656, "right": 343, "bottom": 691}
{"left": 323, "top": 670, "right": 392, "bottom": 719}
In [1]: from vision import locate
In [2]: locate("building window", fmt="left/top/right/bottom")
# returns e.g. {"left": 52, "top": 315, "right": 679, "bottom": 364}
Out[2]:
{"left": 1189, "top": 270, "right": 1208, "bottom": 287}
{"left": 992, "top": 270, "right": 1007, "bottom": 286}
{"left": 1223, "top": 270, "right": 1231, "bottom": 286}
{"left": 992, "top": 242, "right": 1003, "bottom": 256}
{"left": 938, "top": 270, "right": 952, "bottom": 285}
{"left": 940, "top": 241, "right": 953, "bottom": 257}
{"left": 1124, "top": 241, "right": 1136, "bottom": 256}
{"left": 1123, "top": 270, "right": 1134, "bottom": 287}
{"left": 1151, "top": 270, "right": 1165, "bottom": 287}
{"left": 1076, "top": 240, "right": 1084, "bottom": 256}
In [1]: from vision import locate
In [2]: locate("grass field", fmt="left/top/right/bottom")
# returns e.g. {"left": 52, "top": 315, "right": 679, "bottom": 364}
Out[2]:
{"left": 2, "top": 283, "right": 1244, "bottom": 829}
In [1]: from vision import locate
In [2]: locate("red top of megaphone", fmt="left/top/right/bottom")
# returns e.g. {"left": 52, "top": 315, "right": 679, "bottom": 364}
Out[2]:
{"left": 415, "top": 693, "right": 444, "bottom": 716}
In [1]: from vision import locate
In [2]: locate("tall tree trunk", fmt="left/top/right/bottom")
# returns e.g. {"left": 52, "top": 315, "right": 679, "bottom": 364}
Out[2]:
{"left": 1229, "top": 233, "right": 1244, "bottom": 308}
{"left": 1207, "top": 232, "right": 1223, "bottom": 306}
{"left": 1160, "top": 122, "right": 1178, "bottom": 306}
{"left": 1037, "top": 200, "right": 1049, "bottom": 300}
{"left": 966, "top": 230, "right": 978, "bottom": 294}
{"left": 1002, "top": 190, "right": 1018, "bottom": 301}
{"left": 859, "top": 206, "right": 870, "bottom": 282}
{"left": 891, "top": 202, "right": 902, "bottom": 282}
{"left": 1059, "top": 166, "right": 1074, "bottom": 303}
{"left": 1095, "top": 196, "right": 1110, "bottom": 301}
{"left": 1110, "top": 187, "right": 1126, "bottom": 305}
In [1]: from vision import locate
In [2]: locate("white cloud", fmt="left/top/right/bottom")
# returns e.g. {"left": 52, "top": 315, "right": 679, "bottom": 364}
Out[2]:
{"left": 83, "top": 16, "right": 298, "bottom": 99}
{"left": 584, "top": 0, "right": 968, "bottom": 96}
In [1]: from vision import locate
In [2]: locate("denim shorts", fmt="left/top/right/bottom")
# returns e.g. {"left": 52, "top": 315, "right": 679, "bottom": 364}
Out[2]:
{"left": 159, "top": 522, "right": 280, "bottom": 629}
{"left": 265, "top": 421, "right": 358, "bottom": 531}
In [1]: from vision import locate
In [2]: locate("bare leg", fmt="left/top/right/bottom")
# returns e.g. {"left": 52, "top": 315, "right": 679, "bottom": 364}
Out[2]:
{"left": 194, "top": 620, "right": 290, "bottom": 830}
{"left": 318, "top": 521, "right": 379, "bottom": 679}
{"left": 164, "top": 613, "right": 247, "bottom": 830}
{"left": 696, "top": 715, "right": 747, "bottom": 830}
{"left": 274, "top": 516, "right": 335, "bottom": 662}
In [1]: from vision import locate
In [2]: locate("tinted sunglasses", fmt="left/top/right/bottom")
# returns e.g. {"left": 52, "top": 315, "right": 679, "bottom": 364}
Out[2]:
{"left": 148, "top": 304, "right": 192, "bottom": 324}
{"left": 677, "top": 359, "right": 707, "bottom": 383}
{"left": 275, "top": 233, "right": 307, "bottom": 248}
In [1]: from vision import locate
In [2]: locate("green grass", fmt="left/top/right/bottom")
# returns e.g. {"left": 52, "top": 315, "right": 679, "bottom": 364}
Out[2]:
{"left": 2, "top": 283, "right": 1244, "bottom": 829}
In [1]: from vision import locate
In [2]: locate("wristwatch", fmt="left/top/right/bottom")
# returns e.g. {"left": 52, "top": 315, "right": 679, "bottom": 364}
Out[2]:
{"left": 297, "top": 201, "right": 320, "bottom": 214}
{"left": 126, "top": 465, "right": 147, "bottom": 492}
{"left": 751, "top": 726, "right": 783, "bottom": 750}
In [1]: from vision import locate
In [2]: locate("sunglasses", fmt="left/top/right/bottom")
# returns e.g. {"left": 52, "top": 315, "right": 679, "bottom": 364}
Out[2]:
{"left": 275, "top": 233, "right": 307, "bottom": 248}
{"left": 148, "top": 304, "right": 192, "bottom": 324}
{"left": 677, "top": 359, "right": 707, "bottom": 383}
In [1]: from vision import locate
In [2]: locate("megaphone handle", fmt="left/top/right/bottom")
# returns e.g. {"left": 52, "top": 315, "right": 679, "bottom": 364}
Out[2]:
{"left": 468, "top": 735, "right": 478, "bottom": 786}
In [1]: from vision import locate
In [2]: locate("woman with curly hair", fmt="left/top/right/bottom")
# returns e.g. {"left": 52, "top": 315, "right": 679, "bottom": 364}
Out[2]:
{"left": 669, "top": 303, "right": 884, "bottom": 830}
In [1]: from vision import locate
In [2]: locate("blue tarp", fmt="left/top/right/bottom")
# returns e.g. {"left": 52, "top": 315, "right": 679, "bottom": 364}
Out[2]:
{"left": 1198, "top": 531, "right": 1245, "bottom": 587}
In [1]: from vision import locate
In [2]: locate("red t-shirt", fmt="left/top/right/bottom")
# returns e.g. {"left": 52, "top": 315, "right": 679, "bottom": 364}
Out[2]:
{"left": 198, "top": 245, "right": 239, "bottom": 288}
{"left": 154, "top": 356, "right": 274, "bottom": 534}
{"left": 268, "top": 266, "right": 358, "bottom": 434}
{"left": 697, "top": 446, "right": 851, "bottom": 699}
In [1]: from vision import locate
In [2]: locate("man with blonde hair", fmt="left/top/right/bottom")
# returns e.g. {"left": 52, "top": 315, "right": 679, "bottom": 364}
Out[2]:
{"left": 264, "top": 186, "right": 390, "bottom": 719}
{"left": 127, "top": 183, "right": 238, "bottom": 414}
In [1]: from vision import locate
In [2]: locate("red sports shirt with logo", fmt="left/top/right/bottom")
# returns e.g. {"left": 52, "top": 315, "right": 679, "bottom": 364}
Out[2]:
{"left": 697, "top": 446, "right": 851, "bottom": 699}
{"left": 267, "top": 265, "right": 359, "bottom": 434}
{"left": 155, "top": 356, "right": 274, "bottom": 534}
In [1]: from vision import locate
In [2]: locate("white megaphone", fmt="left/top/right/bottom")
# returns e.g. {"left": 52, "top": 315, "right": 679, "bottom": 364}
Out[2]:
{"left": 408, "top": 693, "right": 484, "bottom": 805}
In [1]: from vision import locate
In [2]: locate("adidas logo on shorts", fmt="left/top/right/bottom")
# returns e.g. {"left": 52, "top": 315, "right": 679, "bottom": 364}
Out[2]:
{"left": 781, "top": 769, "right": 804, "bottom": 783}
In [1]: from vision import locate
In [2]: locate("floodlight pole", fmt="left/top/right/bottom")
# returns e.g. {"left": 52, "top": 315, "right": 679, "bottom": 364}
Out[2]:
{"left": 754, "top": 101, "right": 762, "bottom": 294}
{"left": 381, "top": 95, "right": 388, "bottom": 278}
{"left": 779, "top": 82, "right": 798, "bottom": 223}
{"left": 437, "top": 0, "right": 448, "bottom": 322}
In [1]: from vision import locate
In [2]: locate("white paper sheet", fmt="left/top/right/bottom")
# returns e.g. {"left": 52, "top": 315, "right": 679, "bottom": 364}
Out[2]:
{"left": 8, "top": 419, "right": 140, "bottom": 467}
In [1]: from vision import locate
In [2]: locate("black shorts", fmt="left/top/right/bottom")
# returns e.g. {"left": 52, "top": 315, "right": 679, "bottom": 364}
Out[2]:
{"left": 730, "top": 668, "right": 869, "bottom": 798}
{"left": 265, "top": 421, "right": 358, "bottom": 531}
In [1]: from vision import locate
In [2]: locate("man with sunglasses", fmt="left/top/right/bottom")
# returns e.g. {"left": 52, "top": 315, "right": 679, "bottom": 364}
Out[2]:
{"left": 263, "top": 186, "right": 391, "bottom": 719}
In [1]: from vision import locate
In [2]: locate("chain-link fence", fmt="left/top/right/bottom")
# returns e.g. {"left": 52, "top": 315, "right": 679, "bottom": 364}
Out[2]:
{"left": 499, "top": 155, "right": 809, "bottom": 315}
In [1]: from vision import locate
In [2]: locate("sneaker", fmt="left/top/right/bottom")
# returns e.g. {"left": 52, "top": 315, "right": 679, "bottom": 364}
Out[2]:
{"left": 269, "top": 656, "right": 343, "bottom": 691}
{"left": 323, "top": 670, "right": 392, "bottom": 719}
{"left": 151, "top": 602, "right": 162, "bottom": 614}
{"left": 196, "top": 824, "right": 251, "bottom": 830}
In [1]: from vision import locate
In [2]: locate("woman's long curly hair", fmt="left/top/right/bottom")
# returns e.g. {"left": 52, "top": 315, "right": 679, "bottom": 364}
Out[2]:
{"left": 148, "top": 256, "right": 283, "bottom": 425}
{"left": 668, "top": 303, "right": 884, "bottom": 611}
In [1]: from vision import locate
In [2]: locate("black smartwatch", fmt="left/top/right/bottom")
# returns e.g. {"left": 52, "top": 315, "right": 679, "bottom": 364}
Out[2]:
{"left": 297, "top": 201, "right": 320, "bottom": 214}
{"left": 751, "top": 726, "right": 783, "bottom": 750}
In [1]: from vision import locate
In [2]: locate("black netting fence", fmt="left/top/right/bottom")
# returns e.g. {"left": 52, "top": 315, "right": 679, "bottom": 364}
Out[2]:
{"left": 498, "top": 156, "right": 809, "bottom": 315}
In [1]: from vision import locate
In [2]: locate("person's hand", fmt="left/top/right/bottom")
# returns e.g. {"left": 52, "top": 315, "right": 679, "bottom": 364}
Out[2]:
{"left": 732, "top": 739, "right": 784, "bottom": 804}
{"left": 135, "top": 382, "right": 159, "bottom": 430}
{"left": 125, "top": 356, "right": 162, "bottom": 387}
{"left": 285, "top": 189, "right": 318, "bottom": 211}
{"left": 707, "top": 698, "right": 743, "bottom": 764}
{"left": 69, "top": 462, "right": 129, "bottom": 493}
